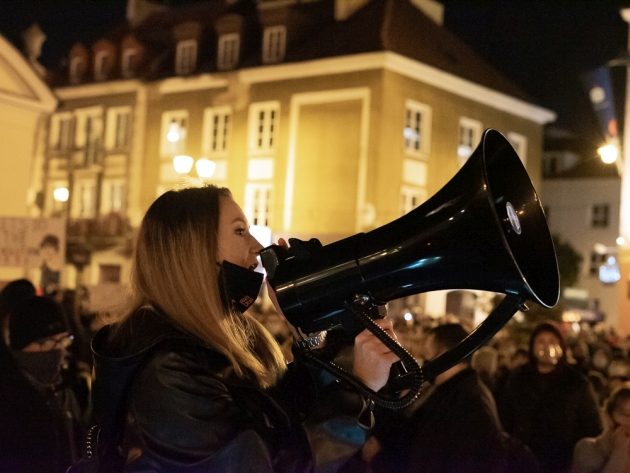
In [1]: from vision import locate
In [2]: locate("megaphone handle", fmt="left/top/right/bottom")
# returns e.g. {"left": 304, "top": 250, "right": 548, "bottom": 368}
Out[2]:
{"left": 421, "top": 295, "right": 525, "bottom": 381}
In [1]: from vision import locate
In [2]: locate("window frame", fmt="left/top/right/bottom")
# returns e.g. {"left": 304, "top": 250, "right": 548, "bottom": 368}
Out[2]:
{"left": 175, "top": 39, "right": 198, "bottom": 75}
{"left": 403, "top": 99, "right": 432, "bottom": 159}
{"left": 217, "top": 33, "right": 240, "bottom": 71}
{"left": 262, "top": 25, "right": 287, "bottom": 64}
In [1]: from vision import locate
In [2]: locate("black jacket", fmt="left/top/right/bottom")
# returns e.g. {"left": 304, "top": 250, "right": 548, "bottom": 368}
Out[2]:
{"left": 499, "top": 363, "right": 602, "bottom": 473}
{"left": 91, "top": 307, "right": 372, "bottom": 473}
{"left": 372, "top": 367, "right": 511, "bottom": 473}
{"left": 0, "top": 341, "right": 83, "bottom": 473}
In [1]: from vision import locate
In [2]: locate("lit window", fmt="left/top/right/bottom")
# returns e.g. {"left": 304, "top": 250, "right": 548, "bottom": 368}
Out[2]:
{"left": 203, "top": 107, "right": 231, "bottom": 157}
{"left": 72, "top": 180, "right": 96, "bottom": 218}
{"left": 175, "top": 39, "right": 198, "bottom": 75}
{"left": 457, "top": 117, "right": 481, "bottom": 165}
{"left": 262, "top": 26, "right": 286, "bottom": 64}
{"left": 106, "top": 107, "right": 131, "bottom": 150}
{"left": 508, "top": 132, "right": 528, "bottom": 165}
{"left": 161, "top": 110, "right": 188, "bottom": 156}
{"left": 403, "top": 100, "right": 431, "bottom": 158}
{"left": 101, "top": 179, "right": 125, "bottom": 214}
{"left": 400, "top": 186, "right": 426, "bottom": 215}
{"left": 121, "top": 49, "right": 137, "bottom": 78}
{"left": 50, "top": 113, "right": 74, "bottom": 151}
{"left": 75, "top": 108, "right": 104, "bottom": 166}
{"left": 248, "top": 102, "right": 279, "bottom": 154}
{"left": 591, "top": 204, "right": 609, "bottom": 228}
{"left": 245, "top": 183, "right": 272, "bottom": 227}
{"left": 94, "top": 51, "right": 111, "bottom": 81}
{"left": 217, "top": 33, "right": 240, "bottom": 71}
{"left": 70, "top": 56, "right": 86, "bottom": 84}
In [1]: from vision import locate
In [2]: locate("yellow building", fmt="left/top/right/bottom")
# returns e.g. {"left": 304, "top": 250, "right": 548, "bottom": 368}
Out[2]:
{"left": 41, "top": 0, "right": 555, "bottom": 316}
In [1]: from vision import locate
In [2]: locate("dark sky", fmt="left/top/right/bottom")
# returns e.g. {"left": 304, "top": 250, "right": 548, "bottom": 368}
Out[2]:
{"left": 3, "top": 0, "right": 630, "bottom": 154}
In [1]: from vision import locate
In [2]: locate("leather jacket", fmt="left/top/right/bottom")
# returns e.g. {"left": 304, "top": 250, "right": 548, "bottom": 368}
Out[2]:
{"left": 91, "top": 307, "right": 372, "bottom": 473}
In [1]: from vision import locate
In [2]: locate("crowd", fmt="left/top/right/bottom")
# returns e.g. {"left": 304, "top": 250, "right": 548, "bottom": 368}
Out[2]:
{"left": 0, "top": 186, "right": 629, "bottom": 473}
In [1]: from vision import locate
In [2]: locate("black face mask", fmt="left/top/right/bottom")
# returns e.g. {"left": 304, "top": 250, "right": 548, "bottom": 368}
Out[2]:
{"left": 12, "top": 349, "right": 64, "bottom": 385}
{"left": 218, "top": 261, "right": 264, "bottom": 313}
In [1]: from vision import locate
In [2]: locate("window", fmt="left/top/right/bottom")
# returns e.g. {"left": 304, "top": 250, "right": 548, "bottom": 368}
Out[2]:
{"left": 245, "top": 183, "right": 272, "bottom": 227}
{"left": 591, "top": 204, "right": 609, "bottom": 228}
{"left": 248, "top": 102, "right": 279, "bottom": 155}
{"left": 94, "top": 51, "right": 111, "bottom": 81}
{"left": 203, "top": 107, "right": 231, "bottom": 157}
{"left": 106, "top": 107, "right": 131, "bottom": 150}
{"left": 457, "top": 117, "right": 482, "bottom": 165}
{"left": 101, "top": 179, "right": 125, "bottom": 214}
{"left": 403, "top": 100, "right": 431, "bottom": 158}
{"left": 400, "top": 186, "right": 426, "bottom": 215}
{"left": 72, "top": 180, "right": 96, "bottom": 218}
{"left": 161, "top": 110, "right": 188, "bottom": 156}
{"left": 262, "top": 26, "right": 287, "bottom": 64}
{"left": 75, "top": 108, "right": 104, "bottom": 166}
{"left": 99, "top": 264, "right": 122, "bottom": 284}
{"left": 508, "top": 132, "right": 528, "bottom": 165}
{"left": 590, "top": 251, "right": 608, "bottom": 276}
{"left": 50, "top": 113, "right": 74, "bottom": 151}
{"left": 70, "top": 56, "right": 86, "bottom": 84}
{"left": 175, "top": 39, "right": 198, "bottom": 75}
{"left": 121, "top": 49, "right": 137, "bottom": 78}
{"left": 217, "top": 33, "right": 240, "bottom": 71}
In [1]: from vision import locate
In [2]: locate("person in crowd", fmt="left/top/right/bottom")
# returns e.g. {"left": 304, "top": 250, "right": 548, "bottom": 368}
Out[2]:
{"left": 366, "top": 323, "right": 537, "bottom": 473}
{"left": 0, "top": 277, "right": 36, "bottom": 345}
{"left": 88, "top": 185, "right": 399, "bottom": 472}
{"left": 471, "top": 344, "right": 499, "bottom": 392}
{"left": 0, "top": 295, "right": 85, "bottom": 473}
{"left": 572, "top": 383, "right": 630, "bottom": 473}
{"left": 37, "top": 233, "right": 63, "bottom": 296}
{"left": 606, "top": 356, "right": 630, "bottom": 395}
{"left": 499, "top": 321, "right": 602, "bottom": 473}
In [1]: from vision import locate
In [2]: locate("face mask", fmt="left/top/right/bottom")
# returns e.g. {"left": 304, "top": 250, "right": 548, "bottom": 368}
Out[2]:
{"left": 12, "top": 349, "right": 64, "bottom": 385}
{"left": 219, "top": 261, "right": 264, "bottom": 313}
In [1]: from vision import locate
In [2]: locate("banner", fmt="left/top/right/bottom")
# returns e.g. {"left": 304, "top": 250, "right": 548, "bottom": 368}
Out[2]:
{"left": 0, "top": 217, "right": 66, "bottom": 295}
{"left": 581, "top": 66, "right": 618, "bottom": 141}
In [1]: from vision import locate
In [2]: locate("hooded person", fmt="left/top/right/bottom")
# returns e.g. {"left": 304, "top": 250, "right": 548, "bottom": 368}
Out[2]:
{"left": 499, "top": 321, "right": 602, "bottom": 473}
{"left": 0, "top": 295, "right": 84, "bottom": 473}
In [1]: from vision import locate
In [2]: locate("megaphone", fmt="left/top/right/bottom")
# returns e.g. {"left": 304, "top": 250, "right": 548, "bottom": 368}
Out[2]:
{"left": 261, "top": 128, "right": 559, "bottom": 408}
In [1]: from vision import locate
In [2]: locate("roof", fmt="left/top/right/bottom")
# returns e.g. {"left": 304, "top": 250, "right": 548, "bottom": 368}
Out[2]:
{"left": 45, "top": 0, "right": 535, "bottom": 104}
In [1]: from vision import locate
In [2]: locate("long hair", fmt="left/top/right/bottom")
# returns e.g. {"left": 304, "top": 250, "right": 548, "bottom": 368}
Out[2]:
{"left": 121, "top": 185, "right": 286, "bottom": 388}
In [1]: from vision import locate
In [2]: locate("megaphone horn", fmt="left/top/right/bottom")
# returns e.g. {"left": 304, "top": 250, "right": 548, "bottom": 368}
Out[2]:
{"left": 261, "top": 128, "right": 559, "bottom": 407}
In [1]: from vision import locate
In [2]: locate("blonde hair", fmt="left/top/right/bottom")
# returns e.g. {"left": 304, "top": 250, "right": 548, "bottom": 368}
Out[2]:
{"left": 122, "top": 186, "right": 286, "bottom": 388}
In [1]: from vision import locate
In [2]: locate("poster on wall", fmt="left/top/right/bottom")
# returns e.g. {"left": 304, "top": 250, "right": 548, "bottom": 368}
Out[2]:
{"left": 0, "top": 217, "right": 66, "bottom": 296}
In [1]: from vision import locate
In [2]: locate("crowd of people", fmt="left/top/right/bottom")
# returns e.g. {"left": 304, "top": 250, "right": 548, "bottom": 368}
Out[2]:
{"left": 0, "top": 185, "right": 629, "bottom": 473}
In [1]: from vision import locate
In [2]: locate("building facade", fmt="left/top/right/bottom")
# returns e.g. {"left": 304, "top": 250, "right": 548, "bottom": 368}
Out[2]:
{"left": 39, "top": 0, "right": 555, "bottom": 316}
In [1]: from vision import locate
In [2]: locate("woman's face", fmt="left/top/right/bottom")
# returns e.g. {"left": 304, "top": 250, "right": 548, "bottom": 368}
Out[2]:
{"left": 611, "top": 399, "right": 630, "bottom": 433}
{"left": 217, "top": 196, "right": 263, "bottom": 269}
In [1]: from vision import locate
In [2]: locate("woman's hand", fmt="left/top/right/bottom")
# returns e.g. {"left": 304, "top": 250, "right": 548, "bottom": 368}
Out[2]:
{"left": 352, "top": 318, "right": 400, "bottom": 392}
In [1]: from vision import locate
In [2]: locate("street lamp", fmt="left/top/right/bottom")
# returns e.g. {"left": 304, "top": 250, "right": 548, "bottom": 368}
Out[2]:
{"left": 598, "top": 142, "right": 620, "bottom": 164}
{"left": 172, "top": 155, "right": 216, "bottom": 186}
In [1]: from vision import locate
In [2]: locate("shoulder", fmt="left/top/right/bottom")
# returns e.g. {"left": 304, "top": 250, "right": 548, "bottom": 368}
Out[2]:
{"left": 573, "top": 436, "right": 608, "bottom": 472}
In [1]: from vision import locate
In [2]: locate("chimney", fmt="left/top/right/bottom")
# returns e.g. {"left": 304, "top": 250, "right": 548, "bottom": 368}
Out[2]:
{"left": 335, "top": 0, "right": 370, "bottom": 21}
{"left": 409, "top": 0, "right": 444, "bottom": 25}
{"left": 127, "top": 0, "right": 169, "bottom": 27}
{"left": 21, "top": 23, "right": 47, "bottom": 77}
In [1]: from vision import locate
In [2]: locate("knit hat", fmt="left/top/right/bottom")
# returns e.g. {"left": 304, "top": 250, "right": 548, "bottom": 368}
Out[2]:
{"left": 9, "top": 296, "right": 67, "bottom": 350}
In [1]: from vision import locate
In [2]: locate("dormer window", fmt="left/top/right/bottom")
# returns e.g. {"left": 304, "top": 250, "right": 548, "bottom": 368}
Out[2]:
{"left": 176, "top": 39, "right": 197, "bottom": 75}
{"left": 94, "top": 50, "right": 111, "bottom": 81}
{"left": 262, "top": 26, "right": 286, "bottom": 64}
{"left": 121, "top": 48, "right": 138, "bottom": 78}
{"left": 70, "top": 56, "right": 86, "bottom": 84}
{"left": 217, "top": 33, "right": 240, "bottom": 71}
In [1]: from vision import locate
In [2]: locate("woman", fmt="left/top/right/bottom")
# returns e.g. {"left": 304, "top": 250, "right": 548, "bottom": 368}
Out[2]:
{"left": 573, "top": 383, "right": 630, "bottom": 473}
{"left": 90, "top": 185, "right": 398, "bottom": 473}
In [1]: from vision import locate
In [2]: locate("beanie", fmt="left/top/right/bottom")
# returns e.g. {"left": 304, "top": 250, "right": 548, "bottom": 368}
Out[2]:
{"left": 9, "top": 296, "right": 67, "bottom": 350}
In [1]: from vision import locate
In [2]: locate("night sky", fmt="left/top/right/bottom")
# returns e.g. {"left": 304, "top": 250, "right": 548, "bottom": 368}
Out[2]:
{"left": 3, "top": 0, "right": 630, "bottom": 155}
